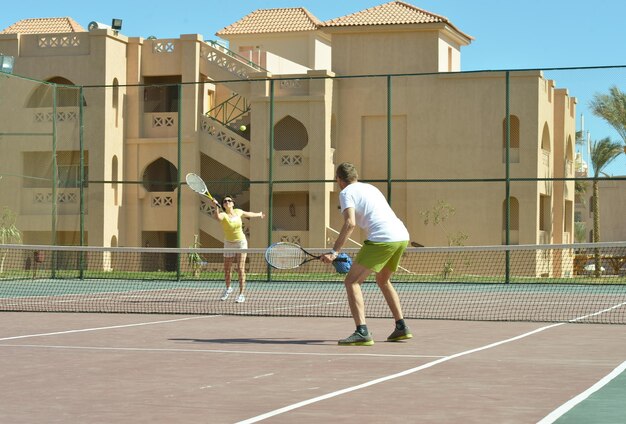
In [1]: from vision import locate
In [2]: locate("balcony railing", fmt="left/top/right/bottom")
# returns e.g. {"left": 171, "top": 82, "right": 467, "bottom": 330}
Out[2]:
{"left": 143, "top": 112, "right": 177, "bottom": 138}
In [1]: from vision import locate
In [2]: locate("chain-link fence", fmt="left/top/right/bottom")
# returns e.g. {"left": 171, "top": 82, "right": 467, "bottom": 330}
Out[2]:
{"left": 1, "top": 67, "right": 625, "bottom": 259}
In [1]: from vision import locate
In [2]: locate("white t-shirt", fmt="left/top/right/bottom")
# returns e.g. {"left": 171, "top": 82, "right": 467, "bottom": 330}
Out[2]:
{"left": 339, "top": 182, "right": 410, "bottom": 242}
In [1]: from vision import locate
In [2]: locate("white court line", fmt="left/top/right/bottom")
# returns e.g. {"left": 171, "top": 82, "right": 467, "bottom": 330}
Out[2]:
{"left": 0, "top": 315, "right": 217, "bottom": 342}
{"left": 0, "top": 344, "right": 443, "bottom": 359}
{"left": 235, "top": 322, "right": 566, "bottom": 424}
{"left": 536, "top": 360, "right": 626, "bottom": 424}
{"left": 236, "top": 301, "right": 626, "bottom": 424}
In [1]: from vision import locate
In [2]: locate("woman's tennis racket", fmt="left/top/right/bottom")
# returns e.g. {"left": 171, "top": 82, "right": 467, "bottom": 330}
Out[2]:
{"left": 185, "top": 173, "right": 221, "bottom": 209}
{"left": 265, "top": 242, "right": 349, "bottom": 270}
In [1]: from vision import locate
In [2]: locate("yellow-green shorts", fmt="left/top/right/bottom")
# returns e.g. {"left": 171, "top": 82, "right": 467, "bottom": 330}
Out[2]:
{"left": 355, "top": 240, "right": 408, "bottom": 273}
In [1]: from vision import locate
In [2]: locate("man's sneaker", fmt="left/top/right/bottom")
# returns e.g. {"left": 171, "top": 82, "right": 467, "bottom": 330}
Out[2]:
{"left": 387, "top": 326, "right": 413, "bottom": 342}
{"left": 235, "top": 294, "right": 245, "bottom": 303}
{"left": 220, "top": 287, "right": 233, "bottom": 301}
{"left": 338, "top": 331, "right": 374, "bottom": 346}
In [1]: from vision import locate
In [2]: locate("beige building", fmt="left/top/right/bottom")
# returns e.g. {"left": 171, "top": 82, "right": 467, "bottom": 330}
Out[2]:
{"left": 574, "top": 153, "right": 626, "bottom": 243}
{"left": 0, "top": 2, "right": 579, "bottom": 275}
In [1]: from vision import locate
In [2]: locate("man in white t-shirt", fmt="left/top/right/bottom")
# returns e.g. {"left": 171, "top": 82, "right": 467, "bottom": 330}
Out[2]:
{"left": 321, "top": 162, "right": 412, "bottom": 346}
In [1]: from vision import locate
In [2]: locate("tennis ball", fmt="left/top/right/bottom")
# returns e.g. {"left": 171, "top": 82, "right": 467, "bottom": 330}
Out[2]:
{"left": 239, "top": 125, "right": 247, "bottom": 132}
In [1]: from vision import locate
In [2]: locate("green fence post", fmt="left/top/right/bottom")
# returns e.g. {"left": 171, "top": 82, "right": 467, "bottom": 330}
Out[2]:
{"left": 505, "top": 71, "right": 511, "bottom": 284}
{"left": 387, "top": 75, "right": 392, "bottom": 202}
{"left": 267, "top": 79, "right": 275, "bottom": 282}
{"left": 176, "top": 83, "right": 183, "bottom": 280}
{"left": 79, "top": 86, "right": 85, "bottom": 279}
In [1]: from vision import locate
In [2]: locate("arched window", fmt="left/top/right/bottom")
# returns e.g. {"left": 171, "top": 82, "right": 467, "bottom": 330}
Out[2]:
{"left": 565, "top": 136, "right": 573, "bottom": 161}
{"left": 112, "top": 155, "right": 119, "bottom": 205}
{"left": 541, "top": 122, "right": 551, "bottom": 152}
{"left": 274, "top": 116, "right": 308, "bottom": 150}
{"left": 27, "top": 77, "right": 86, "bottom": 108}
{"left": 502, "top": 115, "right": 520, "bottom": 163}
{"left": 142, "top": 158, "right": 177, "bottom": 192}
{"left": 502, "top": 115, "right": 520, "bottom": 148}
{"left": 112, "top": 78, "right": 119, "bottom": 127}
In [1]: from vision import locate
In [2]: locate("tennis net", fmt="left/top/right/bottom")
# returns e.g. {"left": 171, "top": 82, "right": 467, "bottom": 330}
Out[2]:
{"left": 0, "top": 242, "right": 625, "bottom": 323}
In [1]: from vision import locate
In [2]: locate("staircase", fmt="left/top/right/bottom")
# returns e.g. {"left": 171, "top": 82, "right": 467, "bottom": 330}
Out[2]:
{"left": 206, "top": 93, "right": 251, "bottom": 141}
{"left": 196, "top": 41, "right": 263, "bottom": 242}
{"left": 199, "top": 41, "right": 268, "bottom": 98}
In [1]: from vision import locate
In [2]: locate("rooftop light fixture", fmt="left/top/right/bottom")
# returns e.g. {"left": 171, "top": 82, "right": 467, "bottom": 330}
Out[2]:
{"left": 111, "top": 19, "right": 123, "bottom": 33}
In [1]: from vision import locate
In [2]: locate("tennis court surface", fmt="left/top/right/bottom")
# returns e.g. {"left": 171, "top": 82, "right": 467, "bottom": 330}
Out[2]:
{"left": 1, "top": 313, "right": 625, "bottom": 423}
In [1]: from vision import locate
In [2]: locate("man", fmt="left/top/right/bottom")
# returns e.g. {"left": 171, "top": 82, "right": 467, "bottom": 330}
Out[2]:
{"left": 321, "top": 162, "right": 412, "bottom": 346}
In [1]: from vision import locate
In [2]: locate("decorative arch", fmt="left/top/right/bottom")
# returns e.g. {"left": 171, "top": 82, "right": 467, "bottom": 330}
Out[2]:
{"left": 142, "top": 157, "right": 177, "bottom": 192}
{"left": 274, "top": 116, "right": 308, "bottom": 150}
{"left": 26, "top": 76, "right": 86, "bottom": 108}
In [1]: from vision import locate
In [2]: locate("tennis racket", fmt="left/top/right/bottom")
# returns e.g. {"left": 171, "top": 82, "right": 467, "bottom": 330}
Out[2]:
{"left": 185, "top": 173, "right": 221, "bottom": 209}
{"left": 265, "top": 242, "right": 348, "bottom": 270}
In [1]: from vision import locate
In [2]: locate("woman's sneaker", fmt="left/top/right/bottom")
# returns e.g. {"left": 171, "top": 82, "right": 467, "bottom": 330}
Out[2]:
{"left": 235, "top": 294, "right": 245, "bottom": 303}
{"left": 338, "top": 331, "right": 374, "bottom": 346}
{"left": 387, "top": 326, "right": 413, "bottom": 342}
{"left": 220, "top": 287, "right": 233, "bottom": 301}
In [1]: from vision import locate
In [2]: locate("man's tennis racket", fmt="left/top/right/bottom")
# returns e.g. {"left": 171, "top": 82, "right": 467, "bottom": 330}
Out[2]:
{"left": 265, "top": 242, "right": 348, "bottom": 270}
{"left": 185, "top": 173, "right": 221, "bottom": 209}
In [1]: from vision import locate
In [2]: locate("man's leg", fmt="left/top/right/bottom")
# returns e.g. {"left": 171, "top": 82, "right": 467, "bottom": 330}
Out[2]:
{"left": 375, "top": 267, "right": 403, "bottom": 321}
{"left": 376, "top": 268, "right": 413, "bottom": 341}
{"left": 337, "top": 262, "right": 375, "bottom": 345}
{"left": 343, "top": 262, "right": 372, "bottom": 326}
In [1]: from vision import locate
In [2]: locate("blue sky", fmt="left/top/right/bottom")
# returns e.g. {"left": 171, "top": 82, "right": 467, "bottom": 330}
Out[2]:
{"left": 2, "top": 0, "right": 625, "bottom": 174}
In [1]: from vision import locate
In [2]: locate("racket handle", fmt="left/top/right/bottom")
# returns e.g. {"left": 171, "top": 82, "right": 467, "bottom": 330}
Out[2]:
{"left": 333, "top": 257, "right": 348, "bottom": 262}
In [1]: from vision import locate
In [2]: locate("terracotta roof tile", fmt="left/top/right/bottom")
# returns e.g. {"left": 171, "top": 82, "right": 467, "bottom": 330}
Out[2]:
{"left": 1, "top": 17, "right": 85, "bottom": 34}
{"left": 217, "top": 8, "right": 321, "bottom": 36}
{"left": 323, "top": 1, "right": 468, "bottom": 37}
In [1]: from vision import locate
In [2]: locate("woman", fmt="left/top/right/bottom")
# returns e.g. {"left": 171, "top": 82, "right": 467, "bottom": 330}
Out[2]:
{"left": 211, "top": 195, "right": 264, "bottom": 303}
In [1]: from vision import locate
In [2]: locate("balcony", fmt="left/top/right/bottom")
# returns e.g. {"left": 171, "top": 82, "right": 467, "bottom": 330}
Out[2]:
{"left": 142, "top": 192, "right": 177, "bottom": 230}
{"left": 20, "top": 188, "right": 85, "bottom": 216}
{"left": 143, "top": 112, "right": 177, "bottom": 138}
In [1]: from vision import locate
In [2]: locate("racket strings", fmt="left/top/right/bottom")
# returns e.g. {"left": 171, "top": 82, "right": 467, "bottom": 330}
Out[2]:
{"left": 266, "top": 244, "right": 307, "bottom": 269}
{"left": 186, "top": 173, "right": 207, "bottom": 194}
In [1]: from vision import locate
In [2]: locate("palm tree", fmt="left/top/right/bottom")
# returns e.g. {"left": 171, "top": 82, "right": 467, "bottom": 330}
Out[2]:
{"left": 590, "top": 86, "right": 626, "bottom": 153}
{"left": 589, "top": 137, "right": 623, "bottom": 276}
{"left": 0, "top": 207, "right": 22, "bottom": 274}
